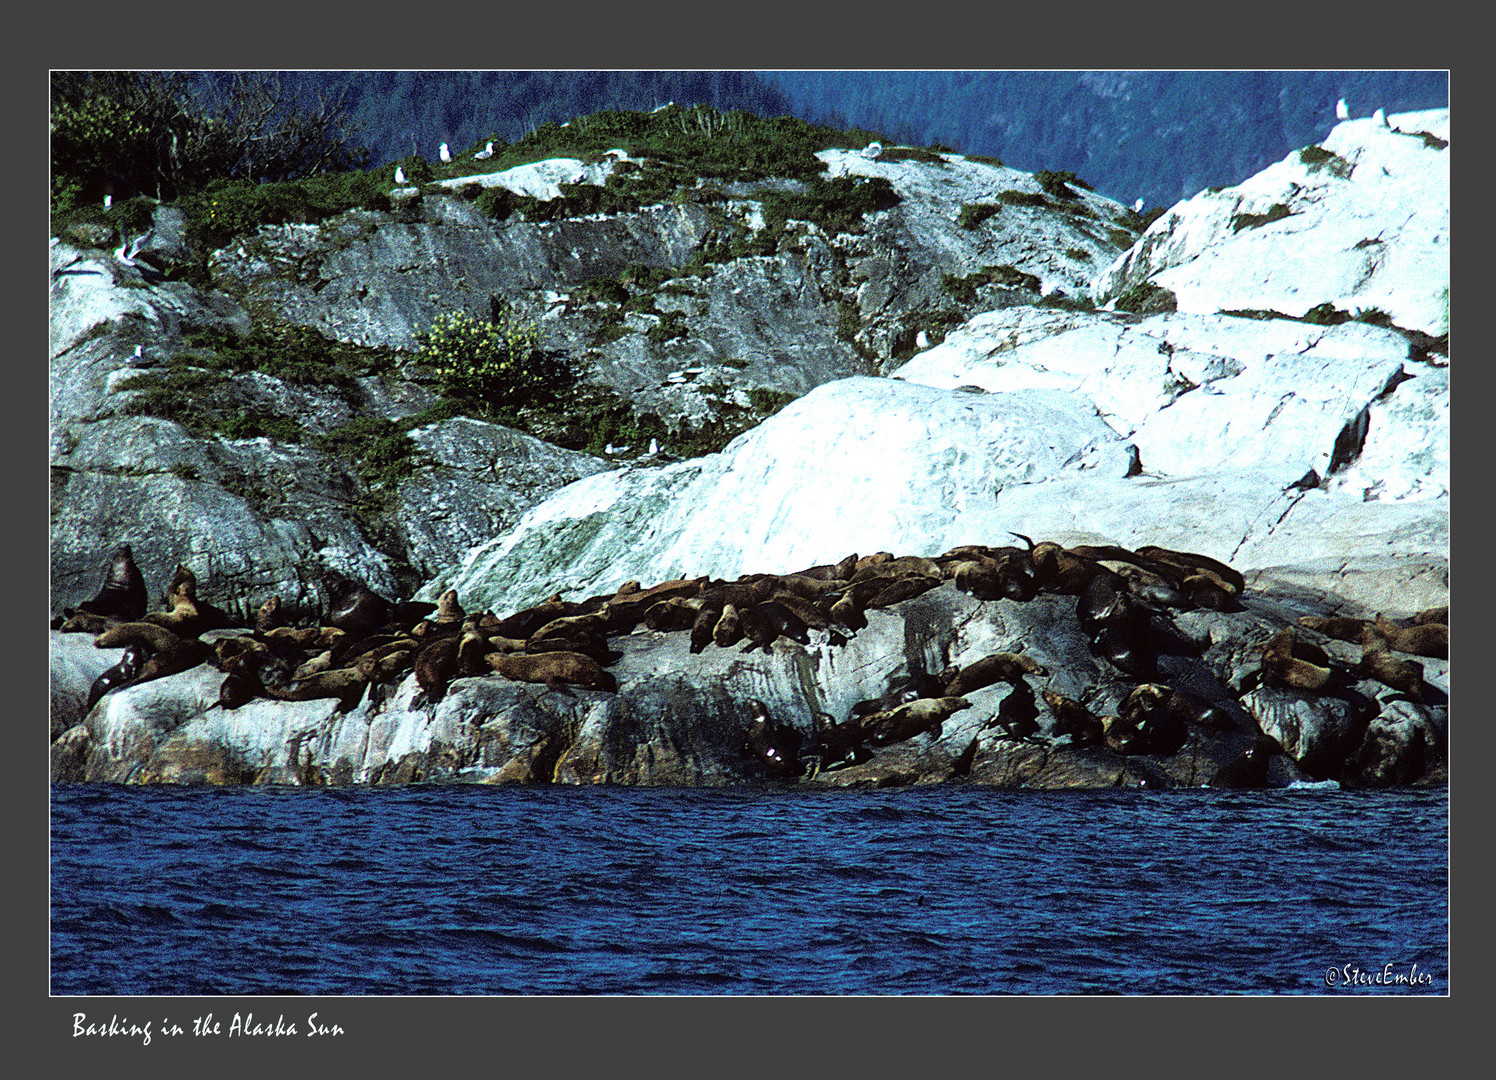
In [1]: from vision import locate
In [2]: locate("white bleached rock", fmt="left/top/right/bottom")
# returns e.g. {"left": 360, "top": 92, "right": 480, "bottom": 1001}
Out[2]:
{"left": 1095, "top": 109, "right": 1449, "bottom": 336}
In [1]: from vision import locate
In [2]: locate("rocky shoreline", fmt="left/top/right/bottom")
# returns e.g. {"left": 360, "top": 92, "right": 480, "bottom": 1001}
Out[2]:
{"left": 49, "top": 539, "right": 1447, "bottom": 791}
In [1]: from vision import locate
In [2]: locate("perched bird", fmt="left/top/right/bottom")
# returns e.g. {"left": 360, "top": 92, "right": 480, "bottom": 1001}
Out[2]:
{"left": 647, "top": 438, "right": 659, "bottom": 456}
{"left": 103, "top": 194, "right": 112, "bottom": 209}
{"left": 1372, "top": 108, "right": 1389, "bottom": 127}
{"left": 475, "top": 141, "right": 494, "bottom": 160}
{"left": 1133, "top": 197, "right": 1145, "bottom": 212}
{"left": 1335, "top": 97, "right": 1350, "bottom": 120}
{"left": 439, "top": 143, "right": 452, "bottom": 163}
{"left": 394, "top": 166, "right": 406, "bottom": 185}
{"left": 861, "top": 141, "right": 883, "bottom": 160}
{"left": 915, "top": 330, "right": 929, "bottom": 349}
{"left": 114, "top": 226, "right": 162, "bottom": 282}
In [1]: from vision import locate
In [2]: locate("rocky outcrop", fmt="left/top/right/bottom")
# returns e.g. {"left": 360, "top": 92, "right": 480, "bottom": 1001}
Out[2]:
{"left": 1094, "top": 110, "right": 1450, "bottom": 337}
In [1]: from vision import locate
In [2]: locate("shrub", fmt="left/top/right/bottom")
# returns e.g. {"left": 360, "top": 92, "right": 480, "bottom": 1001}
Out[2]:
{"left": 958, "top": 203, "right": 1001, "bottom": 230}
{"left": 998, "top": 189, "right": 1049, "bottom": 208}
{"left": 313, "top": 417, "right": 419, "bottom": 491}
{"left": 1035, "top": 170, "right": 1090, "bottom": 199}
{"left": 1230, "top": 203, "right": 1293, "bottom": 233}
{"left": 1299, "top": 145, "right": 1352, "bottom": 179}
{"left": 414, "top": 306, "right": 572, "bottom": 409}
{"left": 1113, "top": 282, "right": 1177, "bottom": 314}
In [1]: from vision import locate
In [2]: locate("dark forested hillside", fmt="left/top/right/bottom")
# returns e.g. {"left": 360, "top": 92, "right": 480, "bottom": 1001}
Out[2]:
{"left": 761, "top": 70, "right": 1450, "bottom": 208}
{"left": 171, "top": 70, "right": 1448, "bottom": 213}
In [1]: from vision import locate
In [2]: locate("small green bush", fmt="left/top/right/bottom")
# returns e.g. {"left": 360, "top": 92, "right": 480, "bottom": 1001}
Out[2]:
{"left": 880, "top": 147, "right": 947, "bottom": 164}
{"left": 964, "top": 154, "right": 1005, "bottom": 167}
{"left": 1113, "top": 281, "right": 1177, "bottom": 314}
{"left": 958, "top": 203, "right": 1001, "bottom": 230}
{"left": 1035, "top": 170, "right": 1090, "bottom": 199}
{"left": 1299, "top": 145, "right": 1353, "bottom": 179}
{"left": 415, "top": 307, "right": 571, "bottom": 409}
{"left": 1230, "top": 203, "right": 1293, "bottom": 233}
{"left": 998, "top": 189, "right": 1050, "bottom": 208}
{"left": 314, "top": 416, "right": 419, "bottom": 492}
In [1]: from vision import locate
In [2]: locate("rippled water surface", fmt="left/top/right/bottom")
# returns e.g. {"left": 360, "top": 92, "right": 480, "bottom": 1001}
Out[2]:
{"left": 50, "top": 783, "right": 1448, "bottom": 995}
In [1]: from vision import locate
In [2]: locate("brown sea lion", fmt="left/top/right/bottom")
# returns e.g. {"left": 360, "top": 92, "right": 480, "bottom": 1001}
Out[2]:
{"left": 1367, "top": 615, "right": 1447, "bottom": 660}
{"left": 689, "top": 604, "right": 722, "bottom": 654}
{"left": 485, "top": 650, "right": 617, "bottom": 693}
{"left": 1297, "top": 615, "right": 1373, "bottom": 642}
{"left": 94, "top": 621, "right": 189, "bottom": 653}
{"left": 1135, "top": 544, "right": 1246, "bottom": 595}
{"left": 1356, "top": 641, "right": 1425, "bottom": 699}
{"left": 827, "top": 591, "right": 867, "bottom": 632}
{"left": 254, "top": 596, "right": 287, "bottom": 633}
{"left": 1261, "top": 628, "right": 1341, "bottom": 692}
{"left": 59, "top": 611, "right": 119, "bottom": 635}
{"left": 1414, "top": 606, "right": 1448, "bottom": 626}
{"left": 432, "top": 588, "right": 465, "bottom": 624}
{"left": 71, "top": 544, "right": 149, "bottom": 622}
{"left": 712, "top": 603, "right": 744, "bottom": 648}
{"left": 457, "top": 620, "right": 493, "bottom": 676}
{"left": 941, "top": 652, "right": 1047, "bottom": 697}
{"left": 326, "top": 582, "right": 394, "bottom": 638}
{"left": 861, "top": 696, "right": 971, "bottom": 746}
{"left": 264, "top": 668, "right": 369, "bottom": 711}
{"left": 642, "top": 596, "right": 704, "bottom": 632}
{"left": 413, "top": 634, "right": 463, "bottom": 701}
{"left": 740, "top": 601, "right": 812, "bottom": 652}
{"left": 1119, "top": 684, "right": 1189, "bottom": 755}
{"left": 1101, "top": 712, "right": 1146, "bottom": 755}
{"left": 1042, "top": 690, "right": 1104, "bottom": 748}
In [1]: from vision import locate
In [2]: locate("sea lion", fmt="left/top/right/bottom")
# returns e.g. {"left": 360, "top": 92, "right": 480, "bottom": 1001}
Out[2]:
{"left": 689, "top": 604, "right": 722, "bottom": 654}
{"left": 132, "top": 635, "right": 217, "bottom": 686}
{"left": 861, "top": 574, "right": 942, "bottom": 609}
{"left": 1030, "top": 541, "right": 1107, "bottom": 595}
{"left": 1209, "top": 736, "right": 1280, "bottom": 789}
{"left": 1356, "top": 641, "right": 1425, "bottom": 699}
{"left": 1041, "top": 690, "right": 1104, "bottom": 748}
{"left": 1261, "top": 628, "right": 1343, "bottom": 692}
{"left": 810, "top": 711, "right": 872, "bottom": 771}
{"left": 1414, "top": 605, "right": 1448, "bottom": 626}
{"left": 739, "top": 601, "right": 811, "bottom": 653}
{"left": 84, "top": 642, "right": 148, "bottom": 714}
{"left": 94, "top": 620, "right": 189, "bottom": 654}
{"left": 58, "top": 611, "right": 119, "bottom": 635}
{"left": 456, "top": 620, "right": 493, "bottom": 676}
{"left": 1297, "top": 614, "right": 1373, "bottom": 642}
{"left": 264, "top": 668, "right": 369, "bottom": 712}
{"left": 940, "top": 652, "right": 1047, "bottom": 697}
{"left": 1119, "top": 684, "right": 1189, "bottom": 755}
{"left": 861, "top": 696, "right": 971, "bottom": 746}
{"left": 254, "top": 596, "right": 287, "bottom": 633}
{"left": 642, "top": 596, "right": 704, "bottom": 632}
{"left": 740, "top": 700, "right": 804, "bottom": 779}
{"left": 326, "top": 582, "right": 394, "bottom": 638}
{"left": 713, "top": 603, "right": 744, "bottom": 648}
{"left": 827, "top": 591, "right": 868, "bottom": 632}
{"left": 992, "top": 683, "right": 1041, "bottom": 742}
{"left": 485, "top": 650, "right": 617, "bottom": 693}
{"left": 1101, "top": 712, "right": 1146, "bottom": 755}
{"left": 432, "top": 588, "right": 466, "bottom": 624}
{"left": 1367, "top": 615, "right": 1447, "bottom": 660}
{"left": 71, "top": 544, "right": 149, "bottom": 622}
{"left": 1135, "top": 544, "right": 1246, "bottom": 596}
{"left": 413, "top": 634, "right": 463, "bottom": 701}
{"left": 1181, "top": 570, "right": 1242, "bottom": 612}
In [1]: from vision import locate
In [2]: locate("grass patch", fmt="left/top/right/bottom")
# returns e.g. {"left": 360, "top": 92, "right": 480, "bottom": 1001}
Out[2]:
{"left": 1230, "top": 203, "right": 1294, "bottom": 232}
{"left": 958, "top": 203, "right": 1001, "bottom": 230}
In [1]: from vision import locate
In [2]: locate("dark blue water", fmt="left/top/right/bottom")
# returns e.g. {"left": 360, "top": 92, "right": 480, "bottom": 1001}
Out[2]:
{"left": 50, "top": 783, "right": 1447, "bottom": 996}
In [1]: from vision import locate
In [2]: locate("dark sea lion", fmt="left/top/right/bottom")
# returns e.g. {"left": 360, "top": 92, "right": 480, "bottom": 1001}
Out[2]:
{"left": 432, "top": 588, "right": 466, "bottom": 624}
{"left": 689, "top": 605, "right": 722, "bottom": 654}
{"left": 1414, "top": 605, "right": 1448, "bottom": 626}
{"left": 218, "top": 667, "right": 263, "bottom": 710}
{"left": 1041, "top": 689, "right": 1104, "bottom": 748}
{"left": 254, "top": 596, "right": 287, "bottom": 633}
{"left": 740, "top": 700, "right": 804, "bottom": 779}
{"left": 94, "top": 621, "right": 188, "bottom": 653}
{"left": 862, "top": 696, "right": 971, "bottom": 746}
{"left": 413, "top": 634, "right": 462, "bottom": 702}
{"left": 485, "top": 650, "right": 617, "bottom": 693}
{"left": 827, "top": 591, "right": 867, "bottom": 632}
{"left": 992, "top": 683, "right": 1041, "bottom": 742}
{"left": 1112, "top": 563, "right": 1188, "bottom": 608}
{"left": 265, "top": 668, "right": 369, "bottom": 712}
{"left": 862, "top": 574, "right": 942, "bottom": 609}
{"left": 810, "top": 711, "right": 872, "bottom": 771}
{"left": 1101, "top": 712, "right": 1146, "bottom": 755}
{"left": 642, "top": 596, "right": 704, "bottom": 632}
{"left": 133, "top": 636, "right": 217, "bottom": 685}
{"left": 1181, "top": 570, "right": 1242, "bottom": 612}
{"left": 72, "top": 544, "right": 150, "bottom": 622}
{"left": 763, "top": 590, "right": 831, "bottom": 630}
{"left": 389, "top": 600, "right": 440, "bottom": 630}
{"left": 1209, "top": 736, "right": 1280, "bottom": 789}
{"left": 739, "top": 601, "right": 811, "bottom": 652}
{"left": 326, "top": 582, "right": 394, "bottom": 638}
{"left": 84, "top": 642, "right": 148, "bottom": 714}
{"left": 941, "top": 652, "right": 1047, "bottom": 697}
{"left": 58, "top": 611, "right": 119, "bottom": 635}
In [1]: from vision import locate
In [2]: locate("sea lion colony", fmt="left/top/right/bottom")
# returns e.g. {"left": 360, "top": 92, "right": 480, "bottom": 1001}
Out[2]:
{"left": 55, "top": 536, "right": 1447, "bottom": 784}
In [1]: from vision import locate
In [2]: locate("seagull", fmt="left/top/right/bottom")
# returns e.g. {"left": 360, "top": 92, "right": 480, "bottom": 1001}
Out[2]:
{"left": 394, "top": 166, "right": 406, "bottom": 185}
{"left": 861, "top": 141, "right": 883, "bottom": 160}
{"left": 1133, "top": 198, "right": 1145, "bottom": 212}
{"left": 474, "top": 141, "right": 494, "bottom": 160}
{"left": 103, "top": 194, "right": 112, "bottom": 209}
{"left": 647, "top": 438, "right": 659, "bottom": 456}
{"left": 1335, "top": 97, "right": 1350, "bottom": 120}
{"left": 439, "top": 143, "right": 452, "bottom": 163}
{"left": 915, "top": 330, "right": 929, "bottom": 349}
{"left": 114, "top": 225, "right": 163, "bottom": 282}
{"left": 1373, "top": 108, "right": 1389, "bottom": 127}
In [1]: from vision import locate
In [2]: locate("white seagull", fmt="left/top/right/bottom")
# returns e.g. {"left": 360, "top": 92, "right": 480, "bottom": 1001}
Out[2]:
{"left": 861, "top": 141, "right": 883, "bottom": 160}
{"left": 1335, "top": 98, "right": 1350, "bottom": 120}
{"left": 1372, "top": 108, "right": 1389, "bottom": 127}
{"left": 394, "top": 166, "right": 406, "bottom": 185}
{"left": 103, "top": 194, "right": 112, "bottom": 209}
{"left": 1133, "top": 198, "right": 1145, "bottom": 212}
{"left": 474, "top": 141, "right": 494, "bottom": 160}
{"left": 439, "top": 143, "right": 452, "bottom": 163}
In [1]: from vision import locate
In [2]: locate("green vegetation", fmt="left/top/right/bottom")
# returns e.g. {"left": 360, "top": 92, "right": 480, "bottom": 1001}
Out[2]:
{"left": 114, "top": 363, "right": 307, "bottom": 443}
{"left": 1106, "top": 227, "right": 1134, "bottom": 248}
{"left": 759, "top": 175, "right": 901, "bottom": 236}
{"left": 1299, "top": 145, "right": 1353, "bottom": 179}
{"left": 958, "top": 202, "right": 1001, "bottom": 230}
{"left": 313, "top": 416, "right": 421, "bottom": 503}
{"left": 942, "top": 264, "right": 1042, "bottom": 303}
{"left": 1230, "top": 203, "right": 1293, "bottom": 233}
{"left": 1034, "top": 170, "right": 1092, "bottom": 199}
{"left": 964, "top": 153, "right": 1005, "bottom": 167}
{"left": 180, "top": 172, "right": 390, "bottom": 250}
{"left": 1065, "top": 246, "right": 1092, "bottom": 262}
{"left": 1113, "top": 281, "right": 1177, "bottom": 314}
{"left": 998, "top": 189, "right": 1050, "bottom": 208}
{"left": 413, "top": 306, "right": 575, "bottom": 410}
{"left": 879, "top": 147, "right": 948, "bottom": 165}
